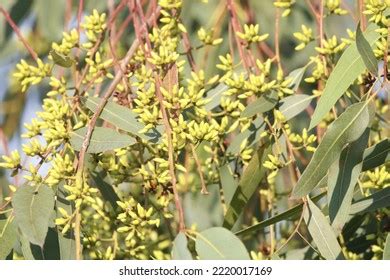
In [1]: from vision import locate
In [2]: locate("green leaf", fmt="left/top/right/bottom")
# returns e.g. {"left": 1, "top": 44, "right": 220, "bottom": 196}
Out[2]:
{"left": 242, "top": 91, "right": 278, "bottom": 118}
{"left": 171, "top": 232, "right": 192, "bottom": 260}
{"left": 356, "top": 23, "right": 378, "bottom": 76}
{"left": 384, "top": 234, "right": 390, "bottom": 260}
{"left": 226, "top": 117, "right": 265, "bottom": 154}
{"left": 5, "top": 0, "right": 33, "bottom": 42}
{"left": 304, "top": 198, "right": 344, "bottom": 260}
{"left": 279, "top": 94, "right": 316, "bottom": 120}
{"left": 70, "top": 127, "right": 136, "bottom": 153}
{"left": 0, "top": 218, "right": 17, "bottom": 259}
{"left": 34, "top": 0, "right": 65, "bottom": 41}
{"left": 219, "top": 164, "right": 237, "bottom": 205}
{"left": 85, "top": 97, "right": 161, "bottom": 143}
{"left": 195, "top": 227, "right": 249, "bottom": 260}
{"left": 235, "top": 192, "right": 326, "bottom": 236}
{"left": 362, "top": 138, "right": 390, "bottom": 171}
{"left": 287, "top": 65, "right": 309, "bottom": 92}
{"left": 50, "top": 50, "right": 74, "bottom": 68}
{"left": 13, "top": 185, "right": 55, "bottom": 247}
{"left": 328, "top": 129, "right": 369, "bottom": 233}
{"left": 205, "top": 83, "right": 228, "bottom": 112}
{"left": 56, "top": 184, "right": 76, "bottom": 260}
{"left": 350, "top": 187, "right": 390, "bottom": 214}
{"left": 91, "top": 171, "right": 120, "bottom": 209}
{"left": 309, "top": 24, "right": 380, "bottom": 129}
{"left": 223, "top": 141, "right": 271, "bottom": 229}
{"left": 292, "top": 101, "right": 372, "bottom": 198}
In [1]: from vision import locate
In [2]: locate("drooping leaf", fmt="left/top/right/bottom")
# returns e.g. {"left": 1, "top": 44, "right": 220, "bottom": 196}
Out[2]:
{"left": 91, "top": 171, "right": 120, "bottom": 209}
{"left": 350, "top": 187, "right": 390, "bottom": 214}
{"left": 13, "top": 185, "right": 55, "bottom": 247}
{"left": 356, "top": 23, "right": 378, "bottom": 76}
{"left": 328, "top": 129, "right": 369, "bottom": 234}
{"left": 70, "top": 127, "right": 136, "bottom": 153}
{"left": 0, "top": 218, "right": 16, "bottom": 259}
{"left": 56, "top": 184, "right": 76, "bottom": 260}
{"left": 309, "top": 24, "right": 380, "bottom": 129}
{"left": 362, "top": 138, "right": 390, "bottom": 171}
{"left": 205, "top": 83, "right": 228, "bottom": 112}
{"left": 85, "top": 97, "right": 161, "bottom": 143}
{"left": 292, "top": 101, "right": 372, "bottom": 198}
{"left": 226, "top": 117, "right": 265, "bottom": 154}
{"left": 195, "top": 227, "right": 249, "bottom": 260}
{"left": 34, "top": 0, "right": 65, "bottom": 41}
{"left": 287, "top": 64, "right": 309, "bottom": 92}
{"left": 384, "top": 234, "right": 390, "bottom": 260}
{"left": 303, "top": 198, "right": 344, "bottom": 260}
{"left": 5, "top": 0, "right": 33, "bottom": 42}
{"left": 223, "top": 141, "right": 271, "bottom": 229}
{"left": 235, "top": 192, "right": 326, "bottom": 236}
{"left": 171, "top": 232, "right": 193, "bottom": 260}
{"left": 279, "top": 94, "right": 316, "bottom": 120}
{"left": 219, "top": 164, "right": 237, "bottom": 206}
{"left": 242, "top": 91, "right": 278, "bottom": 118}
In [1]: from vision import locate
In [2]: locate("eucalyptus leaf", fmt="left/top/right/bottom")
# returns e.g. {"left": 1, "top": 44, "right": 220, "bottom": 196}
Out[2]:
{"left": 195, "top": 227, "right": 249, "bottom": 260}
{"left": 0, "top": 218, "right": 16, "bottom": 259}
{"left": 287, "top": 64, "right": 309, "bottom": 92}
{"left": 205, "top": 83, "right": 228, "bottom": 112}
{"left": 56, "top": 184, "right": 76, "bottom": 260}
{"left": 304, "top": 198, "right": 344, "bottom": 260}
{"left": 70, "top": 127, "right": 136, "bottom": 153}
{"left": 328, "top": 129, "right": 369, "bottom": 234}
{"left": 242, "top": 91, "right": 278, "bottom": 118}
{"left": 91, "top": 171, "right": 120, "bottom": 209}
{"left": 171, "top": 232, "right": 192, "bottom": 260}
{"left": 219, "top": 164, "right": 237, "bottom": 205}
{"left": 235, "top": 192, "right": 326, "bottom": 236}
{"left": 279, "top": 94, "right": 316, "bottom": 120}
{"left": 223, "top": 141, "right": 271, "bottom": 229}
{"left": 383, "top": 234, "right": 390, "bottom": 260}
{"left": 50, "top": 50, "right": 74, "bottom": 68}
{"left": 13, "top": 185, "right": 55, "bottom": 246}
{"left": 309, "top": 23, "right": 380, "bottom": 129}
{"left": 292, "top": 101, "right": 372, "bottom": 198}
{"left": 350, "top": 187, "right": 390, "bottom": 214}
{"left": 226, "top": 117, "right": 265, "bottom": 154}
{"left": 362, "top": 138, "right": 390, "bottom": 171}
{"left": 85, "top": 97, "right": 161, "bottom": 143}
{"left": 356, "top": 23, "right": 378, "bottom": 76}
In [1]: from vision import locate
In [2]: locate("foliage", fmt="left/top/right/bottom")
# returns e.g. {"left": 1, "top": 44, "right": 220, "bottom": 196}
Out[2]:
{"left": 0, "top": 0, "right": 389, "bottom": 260}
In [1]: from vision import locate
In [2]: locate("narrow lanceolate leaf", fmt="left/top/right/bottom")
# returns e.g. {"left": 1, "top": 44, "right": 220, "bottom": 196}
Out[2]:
{"left": 242, "top": 91, "right": 278, "bottom": 118}
{"left": 0, "top": 218, "right": 17, "bottom": 259}
{"left": 235, "top": 192, "right": 326, "bottom": 236}
{"left": 91, "top": 171, "right": 120, "bottom": 209}
{"left": 362, "top": 138, "right": 390, "bottom": 171}
{"left": 195, "top": 227, "right": 249, "bottom": 260}
{"left": 85, "top": 97, "right": 161, "bottom": 143}
{"left": 328, "top": 129, "right": 369, "bottom": 234}
{"left": 13, "top": 185, "right": 55, "bottom": 247}
{"left": 223, "top": 142, "right": 271, "bottom": 229}
{"left": 304, "top": 198, "right": 344, "bottom": 260}
{"left": 309, "top": 23, "right": 380, "bottom": 129}
{"left": 171, "top": 232, "right": 193, "bottom": 260}
{"left": 350, "top": 187, "right": 390, "bottom": 214}
{"left": 70, "top": 127, "right": 136, "bottom": 153}
{"left": 383, "top": 234, "right": 390, "bottom": 260}
{"left": 219, "top": 164, "right": 237, "bottom": 206}
{"left": 292, "top": 101, "right": 372, "bottom": 198}
{"left": 56, "top": 184, "right": 76, "bottom": 260}
{"left": 226, "top": 117, "right": 265, "bottom": 154}
{"left": 205, "top": 83, "right": 228, "bottom": 112}
{"left": 287, "top": 64, "right": 309, "bottom": 92}
{"left": 279, "top": 94, "right": 316, "bottom": 120}
{"left": 356, "top": 23, "right": 378, "bottom": 76}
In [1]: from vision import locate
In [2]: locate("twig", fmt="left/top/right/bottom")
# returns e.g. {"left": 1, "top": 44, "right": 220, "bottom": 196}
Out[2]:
{"left": 191, "top": 144, "right": 209, "bottom": 195}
